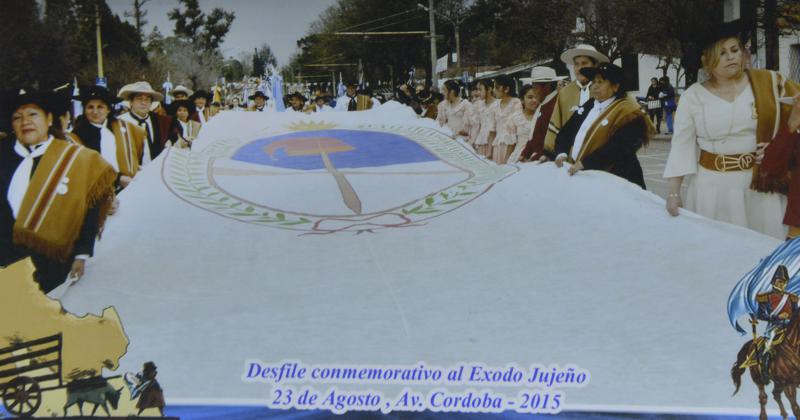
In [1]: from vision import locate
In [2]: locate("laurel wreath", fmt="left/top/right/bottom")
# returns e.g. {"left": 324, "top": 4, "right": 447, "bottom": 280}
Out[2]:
{"left": 164, "top": 124, "right": 516, "bottom": 230}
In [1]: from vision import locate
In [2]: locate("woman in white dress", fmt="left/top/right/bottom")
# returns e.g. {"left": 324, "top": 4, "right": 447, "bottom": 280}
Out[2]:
{"left": 436, "top": 80, "right": 473, "bottom": 141}
{"left": 663, "top": 21, "right": 792, "bottom": 239}
{"left": 506, "top": 85, "right": 539, "bottom": 164}
{"left": 472, "top": 79, "right": 495, "bottom": 158}
{"left": 490, "top": 75, "right": 523, "bottom": 164}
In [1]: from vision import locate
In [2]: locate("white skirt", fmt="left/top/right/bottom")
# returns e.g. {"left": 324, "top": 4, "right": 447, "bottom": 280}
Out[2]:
{"left": 685, "top": 166, "right": 787, "bottom": 239}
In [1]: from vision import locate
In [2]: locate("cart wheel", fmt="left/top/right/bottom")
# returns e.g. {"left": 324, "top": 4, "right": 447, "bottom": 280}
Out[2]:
{"left": 2, "top": 376, "right": 42, "bottom": 417}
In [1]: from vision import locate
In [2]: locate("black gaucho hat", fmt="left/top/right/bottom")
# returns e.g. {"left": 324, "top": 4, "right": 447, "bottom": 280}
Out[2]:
{"left": 287, "top": 91, "right": 307, "bottom": 102}
{"left": 580, "top": 63, "right": 626, "bottom": 86}
{"left": 248, "top": 91, "right": 269, "bottom": 101}
{"left": 344, "top": 79, "right": 359, "bottom": 87}
{"left": 143, "top": 361, "right": 157, "bottom": 372}
{"left": 167, "top": 99, "right": 196, "bottom": 116}
{"left": 700, "top": 18, "right": 751, "bottom": 51}
{"left": 190, "top": 89, "right": 211, "bottom": 102}
{"left": 684, "top": 18, "right": 752, "bottom": 69}
{"left": 76, "top": 85, "right": 118, "bottom": 108}
{"left": 3, "top": 89, "right": 58, "bottom": 123}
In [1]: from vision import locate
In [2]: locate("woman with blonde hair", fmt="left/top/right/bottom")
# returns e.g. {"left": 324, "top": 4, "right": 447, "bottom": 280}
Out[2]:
{"left": 663, "top": 20, "right": 799, "bottom": 238}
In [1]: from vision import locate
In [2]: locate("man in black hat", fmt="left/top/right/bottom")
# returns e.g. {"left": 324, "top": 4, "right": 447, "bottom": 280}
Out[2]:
{"left": 190, "top": 89, "right": 212, "bottom": 124}
{"left": 754, "top": 265, "right": 798, "bottom": 382}
{"left": 248, "top": 91, "right": 269, "bottom": 112}
{"left": 334, "top": 80, "right": 359, "bottom": 111}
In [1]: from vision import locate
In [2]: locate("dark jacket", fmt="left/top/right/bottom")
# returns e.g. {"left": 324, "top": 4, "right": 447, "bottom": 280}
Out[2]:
{"left": 554, "top": 98, "right": 648, "bottom": 189}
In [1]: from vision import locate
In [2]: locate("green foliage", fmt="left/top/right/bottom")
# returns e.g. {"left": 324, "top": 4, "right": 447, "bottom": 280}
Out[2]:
{"left": 0, "top": 0, "right": 148, "bottom": 92}
{"left": 168, "top": 0, "right": 235, "bottom": 53}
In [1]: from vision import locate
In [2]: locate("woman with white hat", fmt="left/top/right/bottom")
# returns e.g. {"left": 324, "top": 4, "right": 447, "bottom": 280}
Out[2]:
{"left": 543, "top": 44, "right": 609, "bottom": 158}
{"left": 0, "top": 90, "right": 116, "bottom": 293}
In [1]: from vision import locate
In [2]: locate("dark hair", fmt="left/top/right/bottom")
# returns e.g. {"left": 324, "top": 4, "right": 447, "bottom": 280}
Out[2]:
{"left": 443, "top": 80, "right": 461, "bottom": 98}
{"left": 519, "top": 84, "right": 536, "bottom": 110}
{"left": 659, "top": 76, "right": 670, "bottom": 84}
{"left": 476, "top": 79, "right": 493, "bottom": 91}
{"left": 494, "top": 75, "right": 516, "bottom": 97}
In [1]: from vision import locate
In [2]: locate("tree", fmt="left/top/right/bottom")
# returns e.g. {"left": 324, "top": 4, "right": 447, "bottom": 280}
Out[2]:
{"left": 168, "top": 0, "right": 235, "bottom": 53}
{"left": 124, "top": 0, "right": 150, "bottom": 45}
{"left": 222, "top": 59, "right": 245, "bottom": 82}
{"left": 251, "top": 44, "right": 277, "bottom": 76}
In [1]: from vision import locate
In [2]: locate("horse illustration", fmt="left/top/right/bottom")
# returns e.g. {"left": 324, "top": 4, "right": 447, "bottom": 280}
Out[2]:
{"left": 63, "top": 376, "right": 123, "bottom": 417}
{"left": 732, "top": 310, "right": 800, "bottom": 420}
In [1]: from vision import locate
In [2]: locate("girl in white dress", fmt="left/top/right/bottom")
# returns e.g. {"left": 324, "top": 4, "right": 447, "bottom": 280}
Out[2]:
{"left": 490, "top": 75, "right": 523, "bottom": 164}
{"left": 663, "top": 28, "right": 787, "bottom": 238}
{"left": 436, "top": 80, "right": 473, "bottom": 141}
{"left": 472, "top": 80, "right": 495, "bottom": 158}
{"left": 506, "top": 85, "right": 540, "bottom": 164}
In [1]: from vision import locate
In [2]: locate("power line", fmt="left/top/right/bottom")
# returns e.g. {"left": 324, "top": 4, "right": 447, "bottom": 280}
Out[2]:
{"left": 335, "top": 8, "right": 418, "bottom": 32}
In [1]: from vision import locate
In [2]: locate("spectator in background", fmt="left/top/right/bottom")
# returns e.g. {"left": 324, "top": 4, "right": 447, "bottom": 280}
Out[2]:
{"left": 646, "top": 77, "right": 663, "bottom": 134}
{"left": 659, "top": 76, "right": 676, "bottom": 134}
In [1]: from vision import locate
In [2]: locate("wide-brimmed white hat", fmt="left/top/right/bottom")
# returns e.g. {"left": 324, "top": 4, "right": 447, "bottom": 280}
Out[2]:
{"left": 171, "top": 85, "right": 193, "bottom": 97}
{"left": 560, "top": 44, "right": 609, "bottom": 65}
{"left": 520, "top": 66, "right": 569, "bottom": 84}
{"left": 117, "top": 81, "right": 164, "bottom": 102}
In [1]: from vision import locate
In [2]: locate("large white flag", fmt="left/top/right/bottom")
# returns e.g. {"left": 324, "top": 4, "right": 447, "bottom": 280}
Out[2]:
{"left": 60, "top": 102, "right": 779, "bottom": 413}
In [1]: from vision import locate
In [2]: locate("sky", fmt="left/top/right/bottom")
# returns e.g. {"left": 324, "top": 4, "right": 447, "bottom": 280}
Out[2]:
{"left": 107, "top": 0, "right": 339, "bottom": 66}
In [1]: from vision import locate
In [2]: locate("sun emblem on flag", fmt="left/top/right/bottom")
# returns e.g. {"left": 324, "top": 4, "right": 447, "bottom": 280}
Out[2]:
{"left": 163, "top": 121, "right": 516, "bottom": 234}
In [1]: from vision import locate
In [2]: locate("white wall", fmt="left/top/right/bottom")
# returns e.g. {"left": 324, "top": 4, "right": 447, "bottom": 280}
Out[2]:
{"left": 635, "top": 54, "right": 684, "bottom": 98}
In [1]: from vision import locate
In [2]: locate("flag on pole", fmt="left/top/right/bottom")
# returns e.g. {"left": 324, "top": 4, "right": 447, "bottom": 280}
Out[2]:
{"left": 71, "top": 77, "right": 83, "bottom": 119}
{"left": 163, "top": 72, "right": 174, "bottom": 105}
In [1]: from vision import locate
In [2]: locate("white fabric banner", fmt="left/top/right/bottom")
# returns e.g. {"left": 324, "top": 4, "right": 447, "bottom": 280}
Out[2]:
{"left": 60, "top": 102, "right": 780, "bottom": 413}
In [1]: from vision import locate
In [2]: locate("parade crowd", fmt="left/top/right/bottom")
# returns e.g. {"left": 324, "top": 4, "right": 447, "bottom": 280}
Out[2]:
{"left": 2, "top": 19, "right": 800, "bottom": 296}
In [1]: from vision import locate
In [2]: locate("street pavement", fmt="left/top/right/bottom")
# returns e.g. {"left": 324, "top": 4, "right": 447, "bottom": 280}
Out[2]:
{"left": 638, "top": 133, "right": 687, "bottom": 200}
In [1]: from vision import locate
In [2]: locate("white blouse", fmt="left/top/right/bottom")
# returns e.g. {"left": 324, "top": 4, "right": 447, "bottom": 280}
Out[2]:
{"left": 491, "top": 98, "right": 523, "bottom": 145}
{"left": 436, "top": 99, "right": 473, "bottom": 137}
{"left": 664, "top": 82, "right": 758, "bottom": 177}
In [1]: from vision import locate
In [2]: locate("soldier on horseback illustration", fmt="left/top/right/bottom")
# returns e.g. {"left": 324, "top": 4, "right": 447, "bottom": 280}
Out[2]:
{"left": 753, "top": 265, "right": 799, "bottom": 383}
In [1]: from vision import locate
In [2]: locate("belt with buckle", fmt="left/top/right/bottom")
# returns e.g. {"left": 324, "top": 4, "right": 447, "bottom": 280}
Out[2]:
{"left": 699, "top": 150, "right": 756, "bottom": 172}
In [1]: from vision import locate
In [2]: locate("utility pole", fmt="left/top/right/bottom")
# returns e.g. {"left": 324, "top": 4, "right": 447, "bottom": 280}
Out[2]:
{"left": 95, "top": 2, "right": 106, "bottom": 87}
{"left": 428, "top": 0, "right": 438, "bottom": 90}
